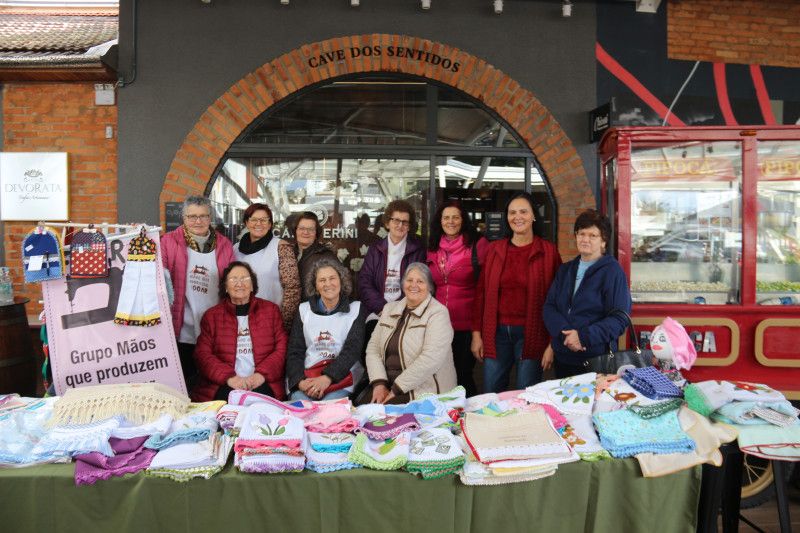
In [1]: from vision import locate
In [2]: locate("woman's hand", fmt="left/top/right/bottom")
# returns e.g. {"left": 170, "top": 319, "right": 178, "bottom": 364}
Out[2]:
{"left": 380, "top": 390, "right": 396, "bottom": 405}
{"left": 305, "top": 375, "right": 333, "bottom": 399}
{"left": 371, "top": 383, "right": 390, "bottom": 404}
{"left": 245, "top": 372, "right": 266, "bottom": 390}
{"left": 471, "top": 331, "right": 484, "bottom": 362}
{"left": 541, "top": 344, "right": 554, "bottom": 370}
{"left": 226, "top": 376, "right": 249, "bottom": 390}
{"left": 561, "top": 329, "right": 585, "bottom": 352}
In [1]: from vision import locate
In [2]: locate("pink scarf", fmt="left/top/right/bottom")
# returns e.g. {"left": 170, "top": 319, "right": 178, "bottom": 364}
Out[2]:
{"left": 434, "top": 235, "right": 471, "bottom": 284}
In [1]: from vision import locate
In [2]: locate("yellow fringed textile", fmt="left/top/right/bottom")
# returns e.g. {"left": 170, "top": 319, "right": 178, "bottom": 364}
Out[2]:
{"left": 50, "top": 383, "right": 190, "bottom": 426}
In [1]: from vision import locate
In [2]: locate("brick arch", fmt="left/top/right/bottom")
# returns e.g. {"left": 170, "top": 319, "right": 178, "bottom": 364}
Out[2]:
{"left": 160, "top": 34, "right": 593, "bottom": 256}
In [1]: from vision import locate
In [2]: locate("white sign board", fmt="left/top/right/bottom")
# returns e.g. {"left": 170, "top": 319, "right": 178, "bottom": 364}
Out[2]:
{"left": 0, "top": 152, "right": 69, "bottom": 221}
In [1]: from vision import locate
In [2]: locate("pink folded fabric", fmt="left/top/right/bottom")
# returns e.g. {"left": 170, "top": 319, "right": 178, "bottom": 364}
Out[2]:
{"left": 234, "top": 438, "right": 302, "bottom": 453}
{"left": 74, "top": 436, "right": 157, "bottom": 486}
{"left": 304, "top": 403, "right": 359, "bottom": 433}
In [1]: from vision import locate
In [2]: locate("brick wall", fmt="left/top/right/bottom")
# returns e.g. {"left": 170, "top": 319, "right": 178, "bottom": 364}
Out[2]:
{"left": 159, "top": 34, "right": 594, "bottom": 259}
{"left": 3, "top": 83, "right": 118, "bottom": 314}
{"left": 668, "top": 0, "right": 800, "bottom": 67}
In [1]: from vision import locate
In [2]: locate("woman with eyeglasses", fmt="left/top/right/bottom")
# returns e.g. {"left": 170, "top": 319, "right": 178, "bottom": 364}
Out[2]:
{"left": 233, "top": 203, "right": 301, "bottom": 332}
{"left": 291, "top": 211, "right": 338, "bottom": 302}
{"left": 161, "top": 195, "right": 234, "bottom": 388}
{"left": 193, "top": 261, "right": 287, "bottom": 401}
{"left": 543, "top": 210, "right": 631, "bottom": 378}
{"left": 358, "top": 200, "right": 426, "bottom": 322}
{"left": 426, "top": 200, "right": 489, "bottom": 397}
{"left": 471, "top": 192, "right": 562, "bottom": 392}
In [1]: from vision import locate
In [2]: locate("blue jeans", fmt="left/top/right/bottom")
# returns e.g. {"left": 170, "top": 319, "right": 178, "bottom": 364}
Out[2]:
{"left": 483, "top": 325, "right": 543, "bottom": 393}
{"left": 290, "top": 388, "right": 351, "bottom": 402}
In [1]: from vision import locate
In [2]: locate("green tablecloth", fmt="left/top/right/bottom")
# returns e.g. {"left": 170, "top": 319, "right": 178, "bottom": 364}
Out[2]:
{"left": 0, "top": 459, "right": 700, "bottom": 533}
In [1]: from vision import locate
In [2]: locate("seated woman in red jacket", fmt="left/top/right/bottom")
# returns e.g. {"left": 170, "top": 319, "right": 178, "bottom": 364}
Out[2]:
{"left": 193, "top": 261, "right": 287, "bottom": 402}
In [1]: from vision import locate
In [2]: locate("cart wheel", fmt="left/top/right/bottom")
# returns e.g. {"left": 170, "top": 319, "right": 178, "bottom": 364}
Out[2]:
{"left": 740, "top": 457, "right": 795, "bottom": 509}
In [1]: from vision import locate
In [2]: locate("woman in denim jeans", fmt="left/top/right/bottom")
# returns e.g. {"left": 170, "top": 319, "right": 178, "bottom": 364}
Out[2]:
{"left": 471, "top": 193, "right": 561, "bottom": 393}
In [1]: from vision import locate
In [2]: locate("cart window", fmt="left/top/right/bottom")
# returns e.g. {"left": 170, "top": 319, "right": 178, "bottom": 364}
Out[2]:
{"left": 756, "top": 140, "right": 800, "bottom": 305}
{"left": 629, "top": 141, "right": 742, "bottom": 305}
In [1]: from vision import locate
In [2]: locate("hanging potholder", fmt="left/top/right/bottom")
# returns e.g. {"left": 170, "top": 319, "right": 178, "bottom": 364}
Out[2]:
{"left": 69, "top": 226, "right": 108, "bottom": 278}
{"left": 23, "top": 226, "right": 65, "bottom": 283}
{"left": 114, "top": 228, "right": 161, "bottom": 327}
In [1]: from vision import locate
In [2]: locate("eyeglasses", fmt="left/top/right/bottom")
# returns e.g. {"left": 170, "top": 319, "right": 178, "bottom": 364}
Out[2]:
{"left": 389, "top": 217, "right": 411, "bottom": 227}
{"left": 576, "top": 231, "right": 602, "bottom": 240}
{"left": 226, "top": 276, "right": 252, "bottom": 285}
{"left": 184, "top": 214, "right": 210, "bottom": 222}
{"left": 248, "top": 217, "right": 271, "bottom": 225}
{"left": 296, "top": 226, "right": 316, "bottom": 233}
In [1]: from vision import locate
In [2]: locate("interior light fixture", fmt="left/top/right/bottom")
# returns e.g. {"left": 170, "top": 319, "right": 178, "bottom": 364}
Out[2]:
{"left": 280, "top": 0, "right": 289, "bottom": 5}
{"left": 493, "top": 0, "right": 503, "bottom": 14}
{"left": 351, "top": 0, "right": 360, "bottom": 5}
{"left": 421, "top": 0, "right": 431, "bottom": 10}
{"left": 562, "top": 0, "right": 572, "bottom": 17}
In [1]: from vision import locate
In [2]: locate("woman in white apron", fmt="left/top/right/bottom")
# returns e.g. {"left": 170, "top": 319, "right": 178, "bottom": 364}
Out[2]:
{"left": 233, "top": 203, "right": 300, "bottom": 332}
{"left": 161, "top": 196, "right": 234, "bottom": 390}
{"left": 285, "top": 257, "right": 367, "bottom": 401}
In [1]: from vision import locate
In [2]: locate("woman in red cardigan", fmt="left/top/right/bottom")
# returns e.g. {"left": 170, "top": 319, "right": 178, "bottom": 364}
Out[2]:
{"left": 471, "top": 192, "right": 561, "bottom": 393}
{"left": 193, "top": 261, "right": 287, "bottom": 402}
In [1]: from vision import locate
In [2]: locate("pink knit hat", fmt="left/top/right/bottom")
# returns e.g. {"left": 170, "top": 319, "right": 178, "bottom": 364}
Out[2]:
{"left": 649, "top": 317, "right": 697, "bottom": 370}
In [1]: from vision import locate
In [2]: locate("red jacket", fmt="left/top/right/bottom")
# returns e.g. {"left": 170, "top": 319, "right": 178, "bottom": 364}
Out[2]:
{"left": 193, "top": 296, "right": 287, "bottom": 401}
{"left": 427, "top": 236, "right": 489, "bottom": 331}
{"left": 160, "top": 227, "right": 235, "bottom": 339}
{"left": 472, "top": 237, "right": 562, "bottom": 360}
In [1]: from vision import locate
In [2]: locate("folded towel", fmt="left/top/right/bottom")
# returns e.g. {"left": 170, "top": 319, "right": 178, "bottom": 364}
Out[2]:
{"left": 348, "top": 433, "right": 410, "bottom": 471}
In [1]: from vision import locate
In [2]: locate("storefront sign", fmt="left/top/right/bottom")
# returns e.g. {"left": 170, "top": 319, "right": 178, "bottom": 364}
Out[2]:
{"left": 307, "top": 45, "right": 460, "bottom": 73}
{"left": 43, "top": 230, "right": 186, "bottom": 395}
{"left": 589, "top": 103, "right": 611, "bottom": 143}
{"left": 631, "top": 157, "right": 735, "bottom": 181}
{"left": 759, "top": 157, "right": 800, "bottom": 179}
{"left": 0, "top": 152, "right": 69, "bottom": 221}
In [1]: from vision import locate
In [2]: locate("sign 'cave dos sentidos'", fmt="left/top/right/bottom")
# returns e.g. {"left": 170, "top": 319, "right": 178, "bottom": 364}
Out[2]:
{"left": 307, "top": 45, "right": 461, "bottom": 73}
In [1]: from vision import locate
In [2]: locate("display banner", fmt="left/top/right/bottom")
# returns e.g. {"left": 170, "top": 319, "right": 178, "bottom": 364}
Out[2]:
{"left": 1, "top": 152, "right": 69, "bottom": 221}
{"left": 43, "top": 229, "right": 186, "bottom": 395}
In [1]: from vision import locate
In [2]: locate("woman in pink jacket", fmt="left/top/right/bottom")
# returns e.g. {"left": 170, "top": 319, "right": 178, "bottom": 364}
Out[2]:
{"left": 427, "top": 200, "right": 488, "bottom": 396}
{"left": 161, "top": 196, "right": 234, "bottom": 389}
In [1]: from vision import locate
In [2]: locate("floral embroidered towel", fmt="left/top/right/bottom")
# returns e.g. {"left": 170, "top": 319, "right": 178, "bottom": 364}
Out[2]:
{"left": 595, "top": 377, "right": 663, "bottom": 413}
{"left": 418, "top": 386, "right": 467, "bottom": 410}
{"left": 728, "top": 381, "right": 787, "bottom": 402}
{"left": 561, "top": 414, "right": 610, "bottom": 461}
{"left": 593, "top": 409, "right": 695, "bottom": 458}
{"left": 359, "top": 413, "right": 420, "bottom": 440}
{"left": 348, "top": 432, "right": 410, "bottom": 471}
{"left": 236, "top": 403, "right": 305, "bottom": 449}
{"left": 521, "top": 373, "right": 597, "bottom": 416}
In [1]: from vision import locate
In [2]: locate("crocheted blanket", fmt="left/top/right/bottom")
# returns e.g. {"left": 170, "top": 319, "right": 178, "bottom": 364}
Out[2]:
{"left": 593, "top": 409, "right": 695, "bottom": 458}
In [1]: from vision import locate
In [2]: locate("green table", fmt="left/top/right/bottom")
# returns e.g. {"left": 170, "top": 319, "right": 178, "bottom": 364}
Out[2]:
{"left": 0, "top": 459, "right": 700, "bottom": 533}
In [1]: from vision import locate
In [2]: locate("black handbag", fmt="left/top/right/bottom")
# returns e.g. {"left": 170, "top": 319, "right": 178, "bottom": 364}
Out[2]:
{"left": 584, "top": 309, "right": 654, "bottom": 374}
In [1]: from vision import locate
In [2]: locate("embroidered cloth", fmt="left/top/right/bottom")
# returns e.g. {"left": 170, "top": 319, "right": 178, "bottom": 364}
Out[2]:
{"left": 521, "top": 373, "right": 597, "bottom": 416}
{"left": 348, "top": 433, "right": 410, "bottom": 471}
{"left": 33, "top": 417, "right": 121, "bottom": 458}
{"left": 460, "top": 411, "right": 571, "bottom": 463}
{"left": 74, "top": 436, "right": 157, "bottom": 486}
{"left": 593, "top": 409, "right": 695, "bottom": 458}
{"left": 0, "top": 397, "right": 72, "bottom": 467}
{"left": 144, "top": 411, "right": 218, "bottom": 450}
{"left": 359, "top": 413, "right": 420, "bottom": 440}
{"left": 305, "top": 446, "right": 361, "bottom": 473}
{"left": 405, "top": 428, "right": 464, "bottom": 479}
{"left": 308, "top": 432, "right": 356, "bottom": 453}
{"left": 114, "top": 229, "right": 162, "bottom": 326}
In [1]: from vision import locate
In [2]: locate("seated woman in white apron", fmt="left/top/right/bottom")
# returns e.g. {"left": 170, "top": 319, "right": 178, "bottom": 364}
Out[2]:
{"left": 285, "top": 257, "right": 367, "bottom": 401}
{"left": 233, "top": 203, "right": 300, "bottom": 332}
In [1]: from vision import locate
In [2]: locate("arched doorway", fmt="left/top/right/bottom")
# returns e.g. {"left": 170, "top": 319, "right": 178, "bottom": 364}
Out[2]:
{"left": 159, "top": 34, "right": 593, "bottom": 257}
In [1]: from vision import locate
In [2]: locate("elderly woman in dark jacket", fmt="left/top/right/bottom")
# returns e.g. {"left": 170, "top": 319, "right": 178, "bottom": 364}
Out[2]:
{"left": 542, "top": 210, "right": 632, "bottom": 378}
{"left": 285, "top": 257, "right": 367, "bottom": 401}
{"left": 292, "top": 211, "right": 338, "bottom": 302}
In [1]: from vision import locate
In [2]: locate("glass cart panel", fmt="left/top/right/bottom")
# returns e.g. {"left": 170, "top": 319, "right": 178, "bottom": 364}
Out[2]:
{"left": 756, "top": 140, "right": 800, "bottom": 305}
{"left": 629, "top": 141, "right": 742, "bottom": 304}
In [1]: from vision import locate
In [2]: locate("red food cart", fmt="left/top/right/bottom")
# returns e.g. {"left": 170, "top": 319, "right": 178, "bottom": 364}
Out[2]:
{"left": 599, "top": 126, "right": 800, "bottom": 503}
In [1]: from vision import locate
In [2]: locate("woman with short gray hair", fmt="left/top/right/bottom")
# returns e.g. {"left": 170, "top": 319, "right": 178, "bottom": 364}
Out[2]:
{"left": 364, "top": 262, "right": 456, "bottom": 404}
{"left": 285, "top": 257, "right": 367, "bottom": 401}
{"left": 161, "top": 195, "right": 234, "bottom": 390}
